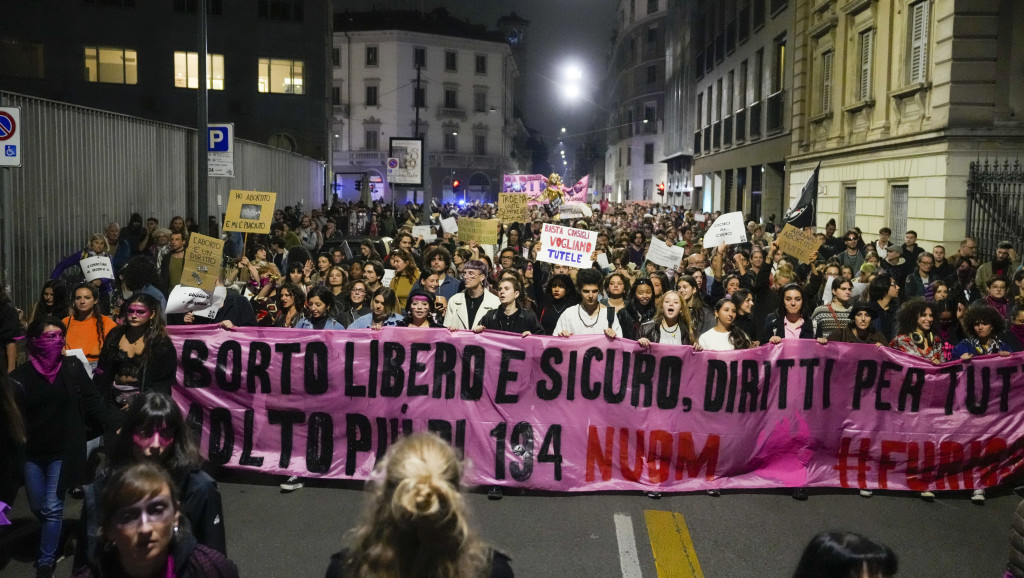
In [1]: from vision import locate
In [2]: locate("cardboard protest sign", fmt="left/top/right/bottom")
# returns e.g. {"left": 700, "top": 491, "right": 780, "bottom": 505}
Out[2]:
{"left": 457, "top": 218, "right": 499, "bottom": 245}
{"left": 645, "top": 237, "right": 687, "bottom": 269}
{"left": 182, "top": 233, "right": 224, "bottom": 290}
{"left": 538, "top": 223, "right": 597, "bottom": 268}
{"left": 777, "top": 223, "right": 823, "bottom": 264}
{"left": 703, "top": 211, "right": 747, "bottom": 246}
{"left": 223, "top": 190, "right": 277, "bottom": 234}
{"left": 440, "top": 217, "right": 458, "bottom": 233}
{"left": 166, "top": 284, "right": 213, "bottom": 314}
{"left": 498, "top": 193, "right": 530, "bottom": 223}
{"left": 81, "top": 256, "right": 114, "bottom": 282}
{"left": 412, "top": 225, "right": 436, "bottom": 241}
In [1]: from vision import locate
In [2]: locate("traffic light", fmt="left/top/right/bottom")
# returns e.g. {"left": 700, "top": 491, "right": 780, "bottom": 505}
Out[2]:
{"left": 355, "top": 178, "right": 363, "bottom": 192}
{"left": 657, "top": 182, "right": 665, "bottom": 195}
{"left": 452, "top": 179, "right": 461, "bottom": 193}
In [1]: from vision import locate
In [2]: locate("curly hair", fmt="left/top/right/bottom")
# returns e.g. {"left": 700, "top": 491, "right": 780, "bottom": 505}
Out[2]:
{"left": 963, "top": 304, "right": 1006, "bottom": 337}
{"left": 895, "top": 297, "right": 934, "bottom": 336}
{"left": 342, "top": 433, "right": 490, "bottom": 578}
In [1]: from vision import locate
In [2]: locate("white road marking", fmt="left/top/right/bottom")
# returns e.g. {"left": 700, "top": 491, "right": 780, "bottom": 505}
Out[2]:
{"left": 614, "top": 512, "right": 644, "bottom": 578}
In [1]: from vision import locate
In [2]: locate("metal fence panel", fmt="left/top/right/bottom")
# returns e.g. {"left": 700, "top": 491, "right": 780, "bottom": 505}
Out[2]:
{"left": 0, "top": 91, "right": 324, "bottom": 312}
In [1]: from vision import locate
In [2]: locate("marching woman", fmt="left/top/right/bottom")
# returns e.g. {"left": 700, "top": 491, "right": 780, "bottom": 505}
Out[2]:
{"left": 678, "top": 275, "right": 715, "bottom": 335}
{"left": 538, "top": 274, "right": 579, "bottom": 336}
{"left": 94, "top": 294, "right": 176, "bottom": 414}
{"left": 473, "top": 278, "right": 543, "bottom": 337}
{"left": 63, "top": 282, "right": 117, "bottom": 371}
{"left": 273, "top": 283, "right": 305, "bottom": 328}
{"left": 637, "top": 291, "right": 699, "bottom": 348}
{"left": 396, "top": 289, "right": 445, "bottom": 329}
{"left": 388, "top": 248, "right": 421, "bottom": 310}
{"left": 810, "top": 278, "right": 854, "bottom": 338}
{"left": 730, "top": 289, "right": 758, "bottom": 346}
{"left": 13, "top": 316, "right": 120, "bottom": 578}
{"left": 30, "top": 280, "right": 70, "bottom": 324}
{"left": 697, "top": 298, "right": 752, "bottom": 352}
{"left": 617, "top": 279, "right": 656, "bottom": 340}
{"left": 336, "top": 280, "right": 372, "bottom": 327}
{"left": 765, "top": 284, "right": 823, "bottom": 345}
{"left": 825, "top": 302, "right": 888, "bottom": 346}
{"left": 348, "top": 287, "right": 403, "bottom": 330}
{"left": 296, "top": 286, "right": 345, "bottom": 330}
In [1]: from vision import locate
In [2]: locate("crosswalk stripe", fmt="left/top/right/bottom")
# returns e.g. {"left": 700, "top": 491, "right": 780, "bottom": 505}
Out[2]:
{"left": 614, "top": 512, "right": 644, "bottom": 578}
{"left": 644, "top": 510, "right": 705, "bottom": 578}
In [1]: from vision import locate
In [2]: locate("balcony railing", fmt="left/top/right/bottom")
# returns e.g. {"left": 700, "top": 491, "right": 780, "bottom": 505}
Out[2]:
{"left": 723, "top": 116, "right": 733, "bottom": 147}
{"left": 436, "top": 107, "right": 467, "bottom": 120}
{"left": 749, "top": 100, "right": 762, "bottom": 139}
{"left": 767, "top": 90, "right": 785, "bottom": 133}
{"left": 735, "top": 109, "right": 746, "bottom": 143}
{"left": 332, "top": 104, "right": 349, "bottom": 118}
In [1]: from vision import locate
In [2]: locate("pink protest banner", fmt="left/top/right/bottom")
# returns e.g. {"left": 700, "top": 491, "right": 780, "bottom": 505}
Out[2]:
{"left": 502, "top": 174, "right": 589, "bottom": 205}
{"left": 171, "top": 326, "right": 1024, "bottom": 494}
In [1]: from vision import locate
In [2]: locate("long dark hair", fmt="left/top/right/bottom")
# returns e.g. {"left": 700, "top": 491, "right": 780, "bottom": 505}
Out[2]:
{"left": 775, "top": 283, "right": 806, "bottom": 322}
{"left": 72, "top": 282, "right": 107, "bottom": 355}
{"left": 714, "top": 297, "right": 751, "bottom": 349}
{"left": 121, "top": 293, "right": 167, "bottom": 343}
{"left": 792, "top": 531, "right": 897, "bottom": 578}
{"left": 32, "top": 279, "right": 69, "bottom": 322}
{"left": 105, "top": 392, "right": 203, "bottom": 476}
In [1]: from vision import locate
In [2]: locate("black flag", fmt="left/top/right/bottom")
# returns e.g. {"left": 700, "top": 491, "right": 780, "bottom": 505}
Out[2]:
{"left": 784, "top": 162, "right": 819, "bottom": 229}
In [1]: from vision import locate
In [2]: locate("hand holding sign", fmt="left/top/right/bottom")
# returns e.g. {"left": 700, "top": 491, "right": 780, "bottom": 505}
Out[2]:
{"left": 81, "top": 256, "right": 114, "bottom": 282}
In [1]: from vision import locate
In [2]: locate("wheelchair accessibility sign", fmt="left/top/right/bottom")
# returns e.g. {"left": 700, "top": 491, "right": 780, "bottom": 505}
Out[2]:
{"left": 0, "top": 108, "right": 21, "bottom": 167}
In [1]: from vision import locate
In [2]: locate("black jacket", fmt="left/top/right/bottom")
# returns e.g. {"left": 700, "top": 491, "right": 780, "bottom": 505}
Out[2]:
{"left": 73, "top": 533, "right": 237, "bottom": 578}
{"left": 764, "top": 313, "right": 816, "bottom": 340}
{"left": 477, "top": 307, "right": 543, "bottom": 335}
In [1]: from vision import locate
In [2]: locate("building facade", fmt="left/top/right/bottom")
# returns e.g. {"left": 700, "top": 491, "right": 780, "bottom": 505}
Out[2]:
{"left": 1, "top": 0, "right": 330, "bottom": 161}
{"left": 691, "top": 0, "right": 795, "bottom": 221}
{"left": 603, "top": 0, "right": 669, "bottom": 203}
{"left": 662, "top": 0, "right": 697, "bottom": 208}
{"left": 333, "top": 11, "right": 519, "bottom": 204}
{"left": 788, "top": 0, "right": 1024, "bottom": 252}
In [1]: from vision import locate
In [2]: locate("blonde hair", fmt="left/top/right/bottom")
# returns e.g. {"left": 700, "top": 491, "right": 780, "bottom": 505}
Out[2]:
{"left": 343, "top": 433, "right": 490, "bottom": 578}
{"left": 86, "top": 233, "right": 109, "bottom": 255}
{"left": 654, "top": 290, "right": 697, "bottom": 344}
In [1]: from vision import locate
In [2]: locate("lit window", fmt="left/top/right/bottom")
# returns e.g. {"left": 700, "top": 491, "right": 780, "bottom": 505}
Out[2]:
{"left": 257, "top": 58, "right": 303, "bottom": 94}
{"left": 84, "top": 46, "right": 137, "bottom": 85}
{"left": 173, "top": 52, "right": 225, "bottom": 90}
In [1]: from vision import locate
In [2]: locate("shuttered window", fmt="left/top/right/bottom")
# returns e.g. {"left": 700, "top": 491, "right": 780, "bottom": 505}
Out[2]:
{"left": 821, "top": 50, "right": 833, "bottom": 112}
{"left": 908, "top": 1, "right": 929, "bottom": 83}
{"left": 858, "top": 29, "right": 873, "bottom": 101}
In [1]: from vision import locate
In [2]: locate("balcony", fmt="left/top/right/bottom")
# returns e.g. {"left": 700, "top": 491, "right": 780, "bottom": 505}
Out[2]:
{"left": 735, "top": 109, "right": 746, "bottom": 143}
{"left": 749, "top": 101, "right": 762, "bottom": 139}
{"left": 767, "top": 90, "right": 785, "bottom": 133}
{"left": 723, "top": 116, "right": 733, "bottom": 147}
{"left": 332, "top": 104, "right": 349, "bottom": 119}
{"left": 436, "top": 107, "right": 467, "bottom": 121}
{"left": 334, "top": 150, "right": 386, "bottom": 166}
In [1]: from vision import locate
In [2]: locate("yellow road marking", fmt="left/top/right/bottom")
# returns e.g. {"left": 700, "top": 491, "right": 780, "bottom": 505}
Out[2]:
{"left": 644, "top": 510, "right": 705, "bottom": 578}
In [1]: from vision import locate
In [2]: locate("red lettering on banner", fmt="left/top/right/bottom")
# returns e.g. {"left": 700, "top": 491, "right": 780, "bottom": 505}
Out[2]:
{"left": 585, "top": 426, "right": 719, "bottom": 483}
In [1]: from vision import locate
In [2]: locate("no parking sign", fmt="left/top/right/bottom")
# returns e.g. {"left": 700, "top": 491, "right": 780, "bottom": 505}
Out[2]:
{"left": 0, "top": 107, "right": 22, "bottom": 168}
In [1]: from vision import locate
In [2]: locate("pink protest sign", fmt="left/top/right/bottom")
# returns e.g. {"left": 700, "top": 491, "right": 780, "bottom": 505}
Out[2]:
{"left": 170, "top": 326, "right": 1024, "bottom": 493}
{"left": 502, "top": 174, "right": 589, "bottom": 205}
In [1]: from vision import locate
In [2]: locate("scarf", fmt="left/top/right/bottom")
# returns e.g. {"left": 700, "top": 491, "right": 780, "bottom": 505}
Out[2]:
{"left": 27, "top": 333, "right": 64, "bottom": 384}
{"left": 984, "top": 295, "right": 1008, "bottom": 319}
{"left": 1011, "top": 323, "right": 1024, "bottom": 345}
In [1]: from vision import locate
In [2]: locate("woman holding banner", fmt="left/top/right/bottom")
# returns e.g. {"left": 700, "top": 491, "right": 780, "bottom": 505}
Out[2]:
{"left": 697, "top": 298, "right": 751, "bottom": 352}
{"left": 296, "top": 286, "right": 345, "bottom": 330}
{"left": 637, "top": 291, "right": 699, "bottom": 348}
{"left": 272, "top": 283, "right": 305, "bottom": 329}
{"left": 473, "top": 278, "right": 542, "bottom": 337}
{"left": 396, "top": 290, "right": 445, "bottom": 329}
{"left": 678, "top": 275, "right": 715, "bottom": 335}
{"left": 617, "top": 279, "right": 656, "bottom": 340}
{"left": 825, "top": 302, "right": 887, "bottom": 347}
{"left": 348, "top": 288, "right": 402, "bottom": 330}
{"left": 538, "top": 274, "right": 579, "bottom": 336}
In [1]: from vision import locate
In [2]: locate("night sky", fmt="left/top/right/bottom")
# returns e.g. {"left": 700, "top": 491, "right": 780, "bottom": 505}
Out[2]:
{"left": 336, "top": 0, "right": 618, "bottom": 140}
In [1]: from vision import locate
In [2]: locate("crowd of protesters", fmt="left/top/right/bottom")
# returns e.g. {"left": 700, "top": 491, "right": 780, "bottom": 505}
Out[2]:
{"left": 0, "top": 196, "right": 1023, "bottom": 577}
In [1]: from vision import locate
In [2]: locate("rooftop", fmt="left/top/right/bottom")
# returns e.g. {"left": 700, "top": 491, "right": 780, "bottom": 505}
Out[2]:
{"left": 334, "top": 8, "right": 508, "bottom": 44}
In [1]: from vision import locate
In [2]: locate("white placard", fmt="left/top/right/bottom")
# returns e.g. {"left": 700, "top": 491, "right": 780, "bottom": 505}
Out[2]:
{"left": 596, "top": 252, "right": 611, "bottom": 270}
{"left": 694, "top": 213, "right": 706, "bottom": 223}
{"left": 441, "top": 217, "right": 458, "bottom": 233}
{"left": 537, "top": 223, "right": 598, "bottom": 268}
{"left": 412, "top": 225, "right": 436, "bottom": 241}
{"left": 852, "top": 281, "right": 870, "bottom": 300}
{"left": 81, "top": 256, "right": 114, "bottom": 282}
{"left": 64, "top": 349, "right": 93, "bottom": 377}
{"left": 822, "top": 276, "right": 836, "bottom": 304}
{"left": 192, "top": 286, "right": 227, "bottom": 319}
{"left": 381, "top": 269, "right": 396, "bottom": 288}
{"left": 166, "top": 284, "right": 213, "bottom": 314}
{"left": 645, "top": 237, "right": 687, "bottom": 268}
{"left": 703, "top": 211, "right": 748, "bottom": 246}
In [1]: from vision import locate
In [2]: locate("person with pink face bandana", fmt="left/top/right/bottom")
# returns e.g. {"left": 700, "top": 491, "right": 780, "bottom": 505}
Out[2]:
{"left": 74, "top": 392, "right": 227, "bottom": 572}
{"left": 11, "top": 316, "right": 120, "bottom": 578}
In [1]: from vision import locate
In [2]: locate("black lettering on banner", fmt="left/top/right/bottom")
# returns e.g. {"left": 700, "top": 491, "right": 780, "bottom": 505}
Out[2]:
{"left": 604, "top": 350, "right": 629, "bottom": 404}
{"left": 580, "top": 348, "right": 603, "bottom": 400}
{"left": 461, "top": 345, "right": 485, "bottom": 401}
{"left": 182, "top": 339, "right": 211, "bottom": 388}
{"left": 537, "top": 348, "right": 563, "bottom": 400}
{"left": 208, "top": 408, "right": 233, "bottom": 465}
{"left": 496, "top": 349, "right": 526, "bottom": 404}
{"left": 800, "top": 358, "right": 820, "bottom": 411}
{"left": 407, "top": 343, "right": 431, "bottom": 397}
{"left": 853, "top": 360, "right": 878, "bottom": 410}
{"left": 539, "top": 424, "right": 563, "bottom": 481}
{"left": 966, "top": 366, "right": 991, "bottom": 415}
{"left": 304, "top": 341, "right": 329, "bottom": 395}
{"left": 239, "top": 409, "right": 263, "bottom": 467}
{"left": 898, "top": 368, "right": 925, "bottom": 412}
{"left": 346, "top": 413, "right": 371, "bottom": 476}
{"left": 381, "top": 342, "right": 406, "bottom": 397}
{"left": 215, "top": 340, "right": 242, "bottom": 392}
{"left": 776, "top": 359, "right": 795, "bottom": 410}
{"left": 247, "top": 341, "right": 272, "bottom": 394}
{"left": 996, "top": 365, "right": 1018, "bottom": 412}
{"left": 725, "top": 360, "right": 738, "bottom": 413}
{"left": 631, "top": 352, "right": 655, "bottom": 408}
{"left": 760, "top": 361, "right": 772, "bottom": 410}
{"left": 306, "top": 412, "right": 333, "bottom": 473}
{"left": 566, "top": 351, "right": 578, "bottom": 401}
{"left": 186, "top": 403, "right": 204, "bottom": 444}
{"left": 657, "top": 356, "right": 682, "bottom": 410}
{"left": 940, "top": 364, "right": 963, "bottom": 415}
{"left": 738, "top": 359, "right": 759, "bottom": 413}
{"left": 428, "top": 419, "right": 468, "bottom": 452}
{"left": 876, "top": 361, "right": 902, "bottom": 411}
{"left": 433, "top": 342, "right": 457, "bottom": 399}
{"left": 375, "top": 417, "right": 391, "bottom": 462}
{"left": 510, "top": 421, "right": 534, "bottom": 482}
{"left": 268, "top": 409, "right": 305, "bottom": 468}
{"left": 821, "top": 359, "right": 834, "bottom": 409}
{"left": 368, "top": 340, "right": 379, "bottom": 398}
{"left": 704, "top": 359, "right": 727, "bottom": 412}
{"left": 274, "top": 343, "right": 301, "bottom": 394}
{"left": 490, "top": 422, "right": 507, "bottom": 480}
{"left": 345, "top": 342, "right": 365, "bottom": 397}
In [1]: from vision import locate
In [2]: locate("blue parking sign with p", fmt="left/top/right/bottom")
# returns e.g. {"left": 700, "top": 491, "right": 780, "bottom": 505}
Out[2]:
{"left": 208, "top": 126, "right": 230, "bottom": 152}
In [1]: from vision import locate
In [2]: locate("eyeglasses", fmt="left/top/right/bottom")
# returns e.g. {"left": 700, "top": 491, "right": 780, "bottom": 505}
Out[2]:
{"left": 351, "top": 288, "right": 366, "bottom": 294}
{"left": 846, "top": 237, "right": 858, "bottom": 242}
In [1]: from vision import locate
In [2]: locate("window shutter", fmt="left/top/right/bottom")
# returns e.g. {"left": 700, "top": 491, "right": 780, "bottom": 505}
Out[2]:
{"left": 859, "top": 29, "right": 873, "bottom": 101}
{"left": 909, "top": 1, "right": 929, "bottom": 83}
{"left": 822, "top": 51, "right": 833, "bottom": 112}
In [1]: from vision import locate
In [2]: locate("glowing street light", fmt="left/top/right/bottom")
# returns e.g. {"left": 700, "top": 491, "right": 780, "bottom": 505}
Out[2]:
{"left": 561, "top": 127, "right": 567, "bottom": 133}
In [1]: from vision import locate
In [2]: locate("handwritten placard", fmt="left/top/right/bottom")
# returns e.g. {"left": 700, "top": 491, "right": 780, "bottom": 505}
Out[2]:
{"left": 412, "top": 225, "right": 436, "bottom": 241}
{"left": 703, "top": 211, "right": 747, "bottom": 246}
{"left": 182, "top": 233, "right": 224, "bottom": 290}
{"left": 223, "top": 190, "right": 277, "bottom": 234}
{"left": 457, "top": 218, "right": 500, "bottom": 245}
{"left": 777, "top": 223, "right": 823, "bottom": 264}
{"left": 81, "top": 256, "right": 114, "bottom": 282}
{"left": 498, "top": 193, "right": 530, "bottom": 223}
{"left": 440, "top": 217, "right": 458, "bottom": 233}
{"left": 645, "top": 237, "right": 687, "bottom": 268}
{"left": 538, "top": 223, "right": 597, "bottom": 268}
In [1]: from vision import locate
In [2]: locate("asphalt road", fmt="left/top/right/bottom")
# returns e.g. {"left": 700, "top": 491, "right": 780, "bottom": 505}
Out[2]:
{"left": 2, "top": 469, "right": 1021, "bottom": 577}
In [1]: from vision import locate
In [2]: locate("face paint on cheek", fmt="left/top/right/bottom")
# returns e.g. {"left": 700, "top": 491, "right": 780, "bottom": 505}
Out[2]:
{"left": 133, "top": 429, "right": 175, "bottom": 451}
